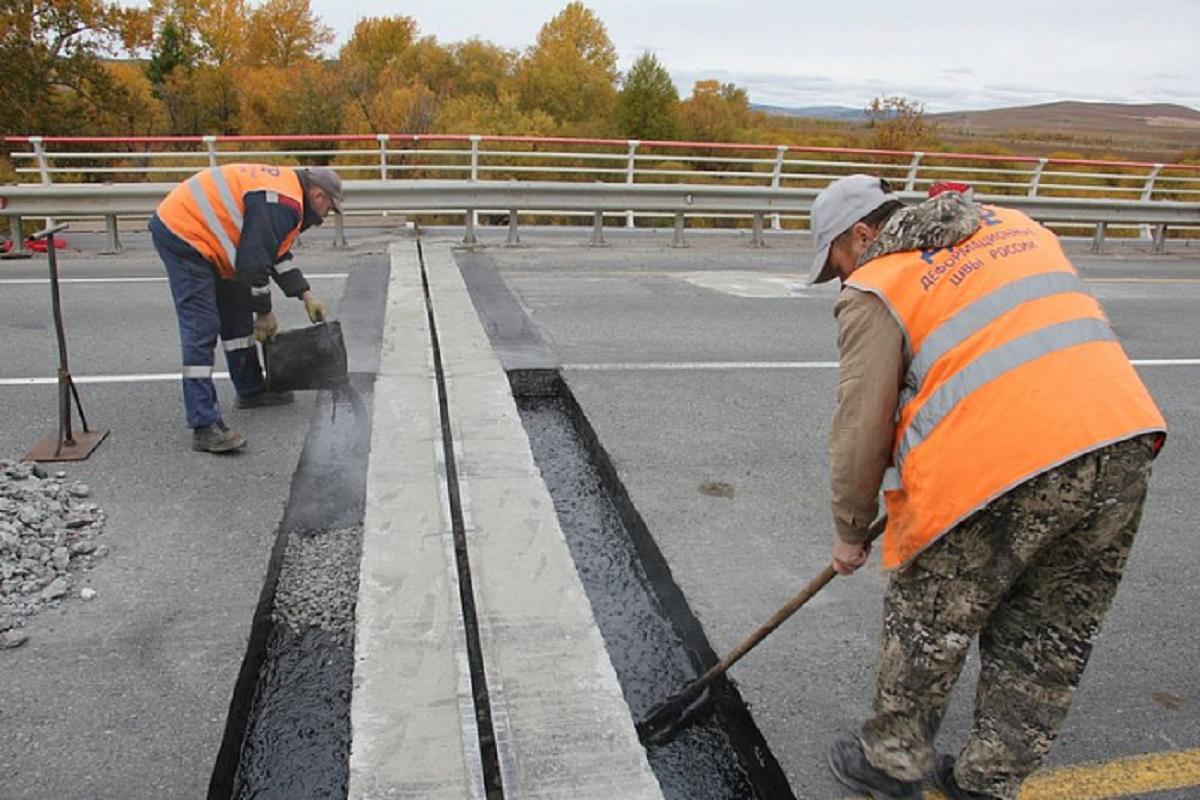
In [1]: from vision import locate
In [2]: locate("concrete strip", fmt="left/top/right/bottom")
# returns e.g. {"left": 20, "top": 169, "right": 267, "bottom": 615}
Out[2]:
{"left": 348, "top": 242, "right": 481, "bottom": 799}
{"left": 424, "top": 244, "right": 663, "bottom": 799}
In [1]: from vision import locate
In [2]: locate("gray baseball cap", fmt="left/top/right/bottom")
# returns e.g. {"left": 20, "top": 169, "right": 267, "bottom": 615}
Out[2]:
{"left": 808, "top": 174, "right": 896, "bottom": 284}
{"left": 302, "top": 167, "right": 344, "bottom": 213}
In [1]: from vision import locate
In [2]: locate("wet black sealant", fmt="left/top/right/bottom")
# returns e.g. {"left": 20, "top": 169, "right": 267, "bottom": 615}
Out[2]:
{"left": 208, "top": 257, "right": 389, "bottom": 800}
{"left": 225, "top": 376, "right": 372, "bottom": 800}
{"left": 512, "top": 372, "right": 795, "bottom": 800}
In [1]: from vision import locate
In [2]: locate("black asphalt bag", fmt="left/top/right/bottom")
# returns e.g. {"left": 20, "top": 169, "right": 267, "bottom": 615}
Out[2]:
{"left": 262, "top": 321, "right": 348, "bottom": 392}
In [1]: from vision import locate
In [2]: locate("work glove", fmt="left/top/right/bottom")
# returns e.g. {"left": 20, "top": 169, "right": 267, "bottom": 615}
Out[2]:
{"left": 253, "top": 311, "right": 278, "bottom": 343}
{"left": 304, "top": 295, "right": 328, "bottom": 323}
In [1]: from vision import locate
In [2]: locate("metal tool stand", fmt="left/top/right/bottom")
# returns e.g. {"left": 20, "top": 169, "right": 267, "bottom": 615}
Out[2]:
{"left": 25, "top": 223, "right": 109, "bottom": 462}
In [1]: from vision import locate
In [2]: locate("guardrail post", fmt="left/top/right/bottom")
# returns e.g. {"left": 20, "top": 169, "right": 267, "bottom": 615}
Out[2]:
{"left": 1152, "top": 224, "right": 1167, "bottom": 254}
{"left": 506, "top": 209, "right": 520, "bottom": 247}
{"left": 102, "top": 215, "right": 122, "bottom": 255}
{"left": 469, "top": 135, "right": 481, "bottom": 229}
{"left": 463, "top": 209, "right": 477, "bottom": 246}
{"left": 28, "top": 137, "right": 55, "bottom": 229}
{"left": 1028, "top": 158, "right": 1048, "bottom": 197}
{"left": 770, "top": 145, "right": 787, "bottom": 230}
{"left": 333, "top": 211, "right": 347, "bottom": 249}
{"left": 904, "top": 152, "right": 924, "bottom": 192}
{"left": 1091, "top": 222, "right": 1106, "bottom": 253}
{"left": 1141, "top": 164, "right": 1164, "bottom": 200}
{"left": 204, "top": 135, "right": 219, "bottom": 168}
{"left": 1140, "top": 164, "right": 1164, "bottom": 241}
{"left": 751, "top": 212, "right": 765, "bottom": 248}
{"left": 671, "top": 212, "right": 687, "bottom": 248}
{"left": 7, "top": 216, "right": 30, "bottom": 257}
{"left": 590, "top": 211, "right": 607, "bottom": 247}
{"left": 377, "top": 134, "right": 390, "bottom": 179}
{"left": 29, "top": 137, "right": 52, "bottom": 185}
{"left": 625, "top": 140, "right": 639, "bottom": 228}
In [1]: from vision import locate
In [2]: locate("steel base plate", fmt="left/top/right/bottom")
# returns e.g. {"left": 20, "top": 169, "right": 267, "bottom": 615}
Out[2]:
{"left": 25, "top": 429, "right": 109, "bottom": 462}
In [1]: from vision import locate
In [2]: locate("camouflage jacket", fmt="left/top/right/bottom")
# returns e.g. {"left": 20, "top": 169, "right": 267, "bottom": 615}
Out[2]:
{"left": 859, "top": 190, "right": 982, "bottom": 266}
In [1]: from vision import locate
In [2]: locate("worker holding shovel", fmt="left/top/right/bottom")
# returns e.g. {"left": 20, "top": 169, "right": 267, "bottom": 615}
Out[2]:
{"left": 149, "top": 164, "right": 341, "bottom": 453}
{"left": 810, "top": 175, "right": 1165, "bottom": 799}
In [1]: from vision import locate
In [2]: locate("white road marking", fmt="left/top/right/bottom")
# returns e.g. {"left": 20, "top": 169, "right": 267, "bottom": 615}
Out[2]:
{"left": 564, "top": 358, "right": 1200, "bottom": 371}
{"left": 1, "top": 359, "right": 1195, "bottom": 388}
{"left": 676, "top": 271, "right": 811, "bottom": 297}
{"left": 0, "top": 273, "right": 348, "bottom": 286}
{"left": 0, "top": 372, "right": 231, "bottom": 386}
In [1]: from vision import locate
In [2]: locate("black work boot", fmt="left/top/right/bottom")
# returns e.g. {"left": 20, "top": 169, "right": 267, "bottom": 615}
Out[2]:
{"left": 192, "top": 422, "right": 247, "bottom": 453}
{"left": 828, "top": 736, "right": 921, "bottom": 800}
{"left": 932, "top": 754, "right": 1002, "bottom": 800}
{"left": 235, "top": 389, "right": 294, "bottom": 409}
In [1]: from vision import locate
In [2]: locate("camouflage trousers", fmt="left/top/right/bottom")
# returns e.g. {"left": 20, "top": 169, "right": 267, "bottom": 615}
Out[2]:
{"left": 860, "top": 434, "right": 1157, "bottom": 800}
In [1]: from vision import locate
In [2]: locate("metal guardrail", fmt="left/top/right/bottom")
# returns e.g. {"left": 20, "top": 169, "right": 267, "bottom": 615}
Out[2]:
{"left": 3, "top": 133, "right": 1199, "bottom": 256}
{"left": 6, "top": 134, "right": 1200, "bottom": 204}
{"left": 2, "top": 179, "right": 1197, "bottom": 255}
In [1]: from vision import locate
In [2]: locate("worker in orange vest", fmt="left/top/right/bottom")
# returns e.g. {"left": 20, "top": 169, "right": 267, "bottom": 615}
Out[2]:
{"left": 149, "top": 164, "right": 342, "bottom": 453}
{"left": 810, "top": 175, "right": 1165, "bottom": 800}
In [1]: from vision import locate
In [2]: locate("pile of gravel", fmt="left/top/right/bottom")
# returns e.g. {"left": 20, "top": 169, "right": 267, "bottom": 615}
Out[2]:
{"left": 272, "top": 526, "right": 362, "bottom": 646}
{"left": 0, "top": 459, "right": 108, "bottom": 649}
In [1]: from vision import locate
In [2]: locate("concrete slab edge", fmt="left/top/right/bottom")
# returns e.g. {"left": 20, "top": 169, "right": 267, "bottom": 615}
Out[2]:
{"left": 424, "top": 244, "right": 664, "bottom": 799}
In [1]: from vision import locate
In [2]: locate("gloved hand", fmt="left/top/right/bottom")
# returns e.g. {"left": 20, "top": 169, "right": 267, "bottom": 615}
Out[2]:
{"left": 303, "top": 294, "right": 328, "bottom": 323}
{"left": 253, "top": 311, "right": 278, "bottom": 342}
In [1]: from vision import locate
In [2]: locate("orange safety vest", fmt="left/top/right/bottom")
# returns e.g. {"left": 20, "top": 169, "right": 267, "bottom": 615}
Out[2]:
{"left": 156, "top": 164, "right": 304, "bottom": 278}
{"left": 846, "top": 205, "right": 1166, "bottom": 569}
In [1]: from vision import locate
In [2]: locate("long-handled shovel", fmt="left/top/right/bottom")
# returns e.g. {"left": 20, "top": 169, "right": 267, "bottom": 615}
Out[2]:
{"left": 636, "top": 516, "right": 886, "bottom": 746}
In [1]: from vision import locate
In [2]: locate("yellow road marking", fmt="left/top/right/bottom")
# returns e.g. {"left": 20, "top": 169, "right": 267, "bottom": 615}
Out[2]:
{"left": 842, "top": 748, "right": 1200, "bottom": 800}
{"left": 1015, "top": 748, "right": 1200, "bottom": 799}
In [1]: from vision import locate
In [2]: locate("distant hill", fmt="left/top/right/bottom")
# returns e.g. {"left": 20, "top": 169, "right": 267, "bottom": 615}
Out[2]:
{"left": 933, "top": 101, "right": 1200, "bottom": 137}
{"left": 752, "top": 104, "right": 865, "bottom": 121}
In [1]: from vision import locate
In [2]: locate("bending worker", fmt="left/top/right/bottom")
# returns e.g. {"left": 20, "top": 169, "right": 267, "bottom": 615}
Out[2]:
{"left": 149, "top": 163, "right": 342, "bottom": 453}
{"left": 811, "top": 175, "right": 1166, "bottom": 800}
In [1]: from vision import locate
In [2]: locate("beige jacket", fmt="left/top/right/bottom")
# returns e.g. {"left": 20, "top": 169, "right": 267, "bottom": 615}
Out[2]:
{"left": 829, "top": 191, "right": 982, "bottom": 544}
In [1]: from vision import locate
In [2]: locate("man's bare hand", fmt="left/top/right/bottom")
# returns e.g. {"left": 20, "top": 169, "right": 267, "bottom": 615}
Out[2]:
{"left": 832, "top": 538, "right": 872, "bottom": 575}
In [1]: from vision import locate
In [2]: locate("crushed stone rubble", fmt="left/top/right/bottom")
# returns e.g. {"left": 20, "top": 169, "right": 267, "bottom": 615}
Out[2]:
{"left": 272, "top": 526, "right": 363, "bottom": 646}
{"left": 0, "top": 459, "right": 108, "bottom": 649}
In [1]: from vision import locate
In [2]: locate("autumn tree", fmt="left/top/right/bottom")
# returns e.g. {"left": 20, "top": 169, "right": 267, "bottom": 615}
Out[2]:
{"left": 237, "top": 61, "right": 341, "bottom": 137}
{"left": 338, "top": 15, "right": 419, "bottom": 130}
{"left": 448, "top": 39, "right": 518, "bottom": 101}
{"left": 516, "top": 2, "right": 619, "bottom": 132}
{"left": 677, "top": 80, "right": 752, "bottom": 144}
{"left": 243, "top": 0, "right": 333, "bottom": 68}
{"left": 865, "top": 95, "right": 937, "bottom": 150}
{"left": 618, "top": 52, "right": 679, "bottom": 141}
{"left": 144, "top": 0, "right": 251, "bottom": 132}
{"left": 1, "top": 0, "right": 153, "bottom": 136}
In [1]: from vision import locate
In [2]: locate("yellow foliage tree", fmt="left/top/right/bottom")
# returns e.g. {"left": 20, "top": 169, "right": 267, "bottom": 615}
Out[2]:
{"left": 243, "top": 0, "right": 333, "bottom": 68}
{"left": 338, "top": 15, "right": 419, "bottom": 131}
{"left": 435, "top": 91, "right": 556, "bottom": 137}
{"left": 677, "top": 80, "right": 752, "bottom": 144}
{"left": 865, "top": 95, "right": 937, "bottom": 151}
{"left": 516, "top": 2, "right": 618, "bottom": 131}
{"left": 448, "top": 39, "right": 518, "bottom": 101}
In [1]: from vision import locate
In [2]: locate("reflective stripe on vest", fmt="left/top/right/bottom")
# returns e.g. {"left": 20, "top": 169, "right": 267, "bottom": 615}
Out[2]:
{"left": 896, "top": 316, "right": 1116, "bottom": 469}
{"left": 846, "top": 204, "right": 1165, "bottom": 569}
{"left": 186, "top": 177, "right": 238, "bottom": 268}
{"left": 899, "top": 271, "right": 1087, "bottom": 411}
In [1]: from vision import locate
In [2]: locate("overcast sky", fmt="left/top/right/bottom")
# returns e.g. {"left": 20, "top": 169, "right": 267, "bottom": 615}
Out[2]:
{"left": 305, "top": 0, "right": 1200, "bottom": 113}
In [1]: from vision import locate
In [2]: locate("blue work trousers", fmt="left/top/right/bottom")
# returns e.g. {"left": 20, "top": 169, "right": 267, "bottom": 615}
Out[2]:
{"left": 153, "top": 231, "right": 266, "bottom": 429}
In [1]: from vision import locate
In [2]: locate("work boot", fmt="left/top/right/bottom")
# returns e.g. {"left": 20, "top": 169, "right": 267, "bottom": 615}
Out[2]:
{"left": 192, "top": 422, "right": 247, "bottom": 453}
{"left": 932, "top": 755, "right": 1002, "bottom": 800}
{"left": 828, "top": 736, "right": 921, "bottom": 800}
{"left": 235, "top": 390, "right": 294, "bottom": 409}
